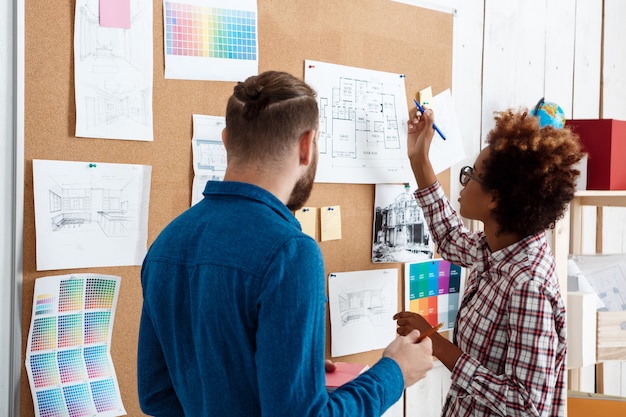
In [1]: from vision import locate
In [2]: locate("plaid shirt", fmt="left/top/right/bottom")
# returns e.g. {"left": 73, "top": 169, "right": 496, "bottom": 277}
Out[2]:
{"left": 414, "top": 182, "right": 566, "bottom": 417}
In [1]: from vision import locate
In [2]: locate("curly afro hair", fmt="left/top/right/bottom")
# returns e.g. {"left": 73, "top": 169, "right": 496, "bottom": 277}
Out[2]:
{"left": 480, "top": 109, "right": 585, "bottom": 237}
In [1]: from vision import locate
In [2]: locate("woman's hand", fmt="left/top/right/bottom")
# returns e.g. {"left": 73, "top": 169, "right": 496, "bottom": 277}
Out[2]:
{"left": 393, "top": 311, "right": 431, "bottom": 336}
{"left": 406, "top": 106, "right": 438, "bottom": 189}
{"left": 407, "top": 107, "right": 435, "bottom": 163}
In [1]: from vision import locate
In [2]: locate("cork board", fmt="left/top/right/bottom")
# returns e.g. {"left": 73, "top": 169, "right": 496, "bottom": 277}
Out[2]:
{"left": 22, "top": 1, "right": 452, "bottom": 415}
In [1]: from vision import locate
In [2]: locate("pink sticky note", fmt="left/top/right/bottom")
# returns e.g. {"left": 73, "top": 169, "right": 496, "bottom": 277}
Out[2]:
{"left": 99, "top": 0, "right": 131, "bottom": 29}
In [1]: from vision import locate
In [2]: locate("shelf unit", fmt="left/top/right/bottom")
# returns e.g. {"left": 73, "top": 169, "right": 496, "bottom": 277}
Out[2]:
{"left": 556, "top": 190, "right": 626, "bottom": 395}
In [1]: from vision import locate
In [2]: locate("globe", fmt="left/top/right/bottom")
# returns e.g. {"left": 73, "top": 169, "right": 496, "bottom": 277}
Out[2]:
{"left": 530, "top": 101, "right": 566, "bottom": 128}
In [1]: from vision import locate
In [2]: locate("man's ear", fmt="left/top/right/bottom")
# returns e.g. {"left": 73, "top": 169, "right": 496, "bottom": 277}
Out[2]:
{"left": 298, "top": 130, "right": 316, "bottom": 166}
{"left": 221, "top": 127, "right": 228, "bottom": 150}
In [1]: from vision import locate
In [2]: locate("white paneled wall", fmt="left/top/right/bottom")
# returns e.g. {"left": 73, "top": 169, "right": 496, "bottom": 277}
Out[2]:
{"left": 545, "top": 0, "right": 576, "bottom": 112}
{"left": 572, "top": 0, "right": 602, "bottom": 119}
{"left": 602, "top": 0, "right": 626, "bottom": 119}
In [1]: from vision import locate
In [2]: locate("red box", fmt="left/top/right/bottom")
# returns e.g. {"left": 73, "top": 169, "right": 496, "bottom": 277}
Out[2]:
{"left": 567, "top": 119, "right": 626, "bottom": 190}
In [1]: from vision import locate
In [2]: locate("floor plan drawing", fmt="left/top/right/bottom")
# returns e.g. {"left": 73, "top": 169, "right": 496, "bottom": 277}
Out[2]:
{"left": 33, "top": 160, "right": 152, "bottom": 271}
{"left": 305, "top": 60, "right": 412, "bottom": 184}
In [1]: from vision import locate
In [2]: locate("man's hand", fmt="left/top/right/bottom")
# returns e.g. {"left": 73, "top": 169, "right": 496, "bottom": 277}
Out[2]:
{"left": 382, "top": 330, "right": 433, "bottom": 388}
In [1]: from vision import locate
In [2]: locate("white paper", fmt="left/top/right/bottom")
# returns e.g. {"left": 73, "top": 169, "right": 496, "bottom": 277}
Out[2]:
{"left": 569, "top": 254, "right": 626, "bottom": 311}
{"left": 372, "top": 183, "right": 434, "bottom": 263}
{"left": 328, "top": 269, "right": 398, "bottom": 357}
{"left": 33, "top": 159, "right": 151, "bottom": 271}
{"left": 305, "top": 60, "right": 413, "bottom": 184}
{"left": 163, "top": 0, "right": 259, "bottom": 81}
{"left": 25, "top": 273, "right": 126, "bottom": 417}
{"left": 191, "top": 114, "right": 227, "bottom": 205}
{"left": 428, "top": 89, "right": 466, "bottom": 174}
{"left": 74, "top": 0, "right": 154, "bottom": 141}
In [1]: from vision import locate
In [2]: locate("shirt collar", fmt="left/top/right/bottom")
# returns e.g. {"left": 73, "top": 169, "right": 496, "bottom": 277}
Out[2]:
{"left": 202, "top": 180, "right": 301, "bottom": 229}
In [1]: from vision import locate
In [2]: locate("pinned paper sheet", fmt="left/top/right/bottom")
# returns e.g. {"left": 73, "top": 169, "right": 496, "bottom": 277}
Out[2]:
{"left": 25, "top": 273, "right": 126, "bottom": 417}
{"left": 99, "top": 0, "right": 131, "bottom": 29}
{"left": 321, "top": 206, "right": 342, "bottom": 241}
{"left": 328, "top": 268, "right": 398, "bottom": 356}
{"left": 295, "top": 207, "right": 317, "bottom": 239}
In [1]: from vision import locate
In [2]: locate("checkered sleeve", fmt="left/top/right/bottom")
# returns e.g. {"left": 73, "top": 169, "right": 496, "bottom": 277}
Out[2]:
{"left": 414, "top": 181, "right": 484, "bottom": 268}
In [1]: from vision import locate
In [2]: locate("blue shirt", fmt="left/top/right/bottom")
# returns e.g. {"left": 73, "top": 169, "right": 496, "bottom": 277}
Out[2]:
{"left": 138, "top": 180, "right": 404, "bottom": 417}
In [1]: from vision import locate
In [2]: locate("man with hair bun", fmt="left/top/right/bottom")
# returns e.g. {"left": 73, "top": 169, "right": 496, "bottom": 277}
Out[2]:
{"left": 395, "top": 106, "right": 584, "bottom": 416}
{"left": 137, "top": 70, "right": 434, "bottom": 417}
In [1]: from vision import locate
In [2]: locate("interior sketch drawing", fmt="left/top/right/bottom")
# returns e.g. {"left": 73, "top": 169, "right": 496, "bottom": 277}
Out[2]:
{"left": 33, "top": 160, "right": 151, "bottom": 271}
{"left": 47, "top": 175, "right": 139, "bottom": 238}
{"left": 328, "top": 268, "right": 398, "bottom": 357}
{"left": 305, "top": 60, "right": 412, "bottom": 184}
{"left": 74, "top": 0, "right": 153, "bottom": 141}
{"left": 337, "top": 287, "right": 388, "bottom": 327}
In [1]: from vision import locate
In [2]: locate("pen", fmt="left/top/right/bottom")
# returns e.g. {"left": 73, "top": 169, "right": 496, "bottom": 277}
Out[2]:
{"left": 413, "top": 99, "right": 446, "bottom": 140}
{"left": 416, "top": 322, "right": 444, "bottom": 342}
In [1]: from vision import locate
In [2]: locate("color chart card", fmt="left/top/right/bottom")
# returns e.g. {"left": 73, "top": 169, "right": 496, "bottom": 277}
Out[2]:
{"left": 25, "top": 274, "right": 126, "bottom": 417}
{"left": 163, "top": 0, "right": 258, "bottom": 81}
{"left": 404, "top": 259, "right": 464, "bottom": 331}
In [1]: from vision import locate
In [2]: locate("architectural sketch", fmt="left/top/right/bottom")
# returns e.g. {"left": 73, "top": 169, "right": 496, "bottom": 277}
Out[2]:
{"left": 191, "top": 114, "right": 227, "bottom": 205}
{"left": 337, "top": 287, "right": 389, "bottom": 327}
{"left": 373, "top": 184, "right": 434, "bottom": 263}
{"left": 74, "top": 0, "right": 153, "bottom": 141}
{"left": 305, "top": 60, "right": 413, "bottom": 184}
{"left": 328, "top": 269, "right": 398, "bottom": 357}
{"left": 47, "top": 174, "right": 137, "bottom": 237}
{"left": 33, "top": 160, "right": 151, "bottom": 271}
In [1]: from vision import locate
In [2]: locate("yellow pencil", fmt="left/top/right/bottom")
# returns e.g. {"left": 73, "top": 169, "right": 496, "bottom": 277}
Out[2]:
{"left": 416, "top": 322, "right": 444, "bottom": 342}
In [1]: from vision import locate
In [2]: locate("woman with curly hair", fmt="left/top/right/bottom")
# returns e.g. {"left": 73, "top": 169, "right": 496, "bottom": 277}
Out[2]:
{"left": 394, "top": 107, "right": 584, "bottom": 417}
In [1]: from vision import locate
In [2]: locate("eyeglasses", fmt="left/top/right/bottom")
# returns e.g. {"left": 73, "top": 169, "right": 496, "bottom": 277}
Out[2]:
{"left": 459, "top": 166, "right": 485, "bottom": 187}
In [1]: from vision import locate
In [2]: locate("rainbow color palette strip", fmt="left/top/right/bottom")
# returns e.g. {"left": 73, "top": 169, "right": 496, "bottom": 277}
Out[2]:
{"left": 25, "top": 274, "right": 125, "bottom": 417}
{"left": 405, "top": 259, "right": 463, "bottom": 330}
{"left": 163, "top": 0, "right": 259, "bottom": 81}
{"left": 165, "top": 2, "right": 257, "bottom": 60}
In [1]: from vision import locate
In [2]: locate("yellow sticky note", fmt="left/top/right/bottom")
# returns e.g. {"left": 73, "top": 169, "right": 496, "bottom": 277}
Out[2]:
{"left": 295, "top": 207, "right": 317, "bottom": 239}
{"left": 418, "top": 86, "right": 434, "bottom": 111}
{"left": 320, "top": 206, "right": 342, "bottom": 241}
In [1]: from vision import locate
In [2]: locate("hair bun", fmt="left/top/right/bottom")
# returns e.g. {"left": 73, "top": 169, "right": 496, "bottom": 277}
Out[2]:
{"left": 234, "top": 81, "right": 270, "bottom": 119}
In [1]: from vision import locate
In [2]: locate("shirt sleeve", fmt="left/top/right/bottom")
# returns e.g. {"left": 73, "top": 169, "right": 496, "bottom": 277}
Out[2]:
{"left": 451, "top": 279, "right": 561, "bottom": 416}
{"left": 254, "top": 236, "right": 404, "bottom": 417}
{"left": 414, "top": 181, "right": 485, "bottom": 268}
{"left": 137, "top": 302, "right": 185, "bottom": 416}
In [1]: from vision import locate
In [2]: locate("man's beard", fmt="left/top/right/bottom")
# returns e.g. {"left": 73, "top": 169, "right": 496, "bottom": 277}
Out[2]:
{"left": 286, "top": 152, "right": 317, "bottom": 211}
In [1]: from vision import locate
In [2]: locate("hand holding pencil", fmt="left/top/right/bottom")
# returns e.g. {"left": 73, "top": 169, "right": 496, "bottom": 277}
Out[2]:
{"left": 416, "top": 322, "right": 444, "bottom": 342}
{"left": 393, "top": 311, "right": 442, "bottom": 341}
